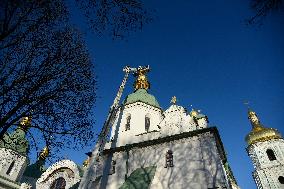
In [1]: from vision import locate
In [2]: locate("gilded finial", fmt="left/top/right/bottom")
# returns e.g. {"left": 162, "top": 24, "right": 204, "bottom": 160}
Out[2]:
{"left": 133, "top": 66, "right": 150, "bottom": 90}
{"left": 243, "top": 101, "right": 262, "bottom": 129}
{"left": 83, "top": 151, "right": 92, "bottom": 167}
{"left": 83, "top": 159, "right": 89, "bottom": 167}
{"left": 247, "top": 108, "right": 263, "bottom": 130}
{"left": 39, "top": 146, "right": 49, "bottom": 160}
{"left": 19, "top": 116, "right": 32, "bottom": 131}
{"left": 20, "top": 117, "right": 30, "bottom": 125}
{"left": 171, "top": 96, "right": 177, "bottom": 104}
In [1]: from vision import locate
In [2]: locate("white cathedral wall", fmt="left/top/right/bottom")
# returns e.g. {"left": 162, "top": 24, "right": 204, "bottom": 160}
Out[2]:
{"left": 0, "top": 148, "right": 28, "bottom": 182}
{"left": 160, "top": 105, "right": 197, "bottom": 137}
{"left": 248, "top": 139, "right": 284, "bottom": 189}
{"left": 36, "top": 159, "right": 81, "bottom": 189}
{"left": 247, "top": 139, "right": 284, "bottom": 170}
{"left": 109, "top": 102, "right": 163, "bottom": 148}
{"left": 107, "top": 103, "right": 209, "bottom": 150}
{"left": 101, "top": 132, "right": 229, "bottom": 189}
{"left": 253, "top": 166, "right": 284, "bottom": 189}
{"left": 159, "top": 113, "right": 197, "bottom": 137}
{"left": 197, "top": 118, "right": 208, "bottom": 129}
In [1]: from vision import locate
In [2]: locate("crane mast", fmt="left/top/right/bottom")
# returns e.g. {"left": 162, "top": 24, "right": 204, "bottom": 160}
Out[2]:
{"left": 79, "top": 66, "right": 138, "bottom": 189}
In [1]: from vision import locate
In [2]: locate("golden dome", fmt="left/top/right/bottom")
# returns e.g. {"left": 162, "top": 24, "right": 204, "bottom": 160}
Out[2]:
{"left": 190, "top": 109, "right": 198, "bottom": 117}
{"left": 245, "top": 109, "right": 282, "bottom": 145}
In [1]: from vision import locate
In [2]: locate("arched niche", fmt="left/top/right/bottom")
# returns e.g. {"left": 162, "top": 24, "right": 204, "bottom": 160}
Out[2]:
{"left": 36, "top": 159, "right": 81, "bottom": 189}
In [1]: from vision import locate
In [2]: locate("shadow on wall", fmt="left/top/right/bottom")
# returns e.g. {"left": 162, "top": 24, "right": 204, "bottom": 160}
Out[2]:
{"left": 87, "top": 103, "right": 229, "bottom": 189}
{"left": 100, "top": 134, "right": 228, "bottom": 189}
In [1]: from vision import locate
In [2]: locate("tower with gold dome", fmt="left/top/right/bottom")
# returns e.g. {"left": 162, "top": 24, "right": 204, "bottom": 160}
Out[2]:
{"left": 245, "top": 108, "right": 284, "bottom": 188}
{"left": 80, "top": 66, "right": 240, "bottom": 189}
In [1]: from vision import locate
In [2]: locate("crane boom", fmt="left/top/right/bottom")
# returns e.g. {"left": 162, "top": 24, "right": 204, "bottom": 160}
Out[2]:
{"left": 79, "top": 66, "right": 137, "bottom": 189}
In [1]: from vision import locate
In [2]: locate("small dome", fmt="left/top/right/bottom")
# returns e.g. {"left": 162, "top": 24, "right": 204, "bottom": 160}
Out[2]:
{"left": 189, "top": 109, "right": 206, "bottom": 119}
{"left": 245, "top": 109, "right": 282, "bottom": 145}
{"left": 0, "top": 128, "right": 29, "bottom": 155}
{"left": 124, "top": 89, "right": 160, "bottom": 108}
{"left": 245, "top": 125, "right": 282, "bottom": 145}
{"left": 23, "top": 159, "right": 46, "bottom": 179}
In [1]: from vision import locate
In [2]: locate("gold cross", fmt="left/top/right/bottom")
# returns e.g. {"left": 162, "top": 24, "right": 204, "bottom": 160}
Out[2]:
{"left": 171, "top": 96, "right": 177, "bottom": 104}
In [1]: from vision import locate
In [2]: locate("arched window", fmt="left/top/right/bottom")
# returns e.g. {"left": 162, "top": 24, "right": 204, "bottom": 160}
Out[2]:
{"left": 164, "top": 150, "right": 173, "bottom": 168}
{"left": 125, "top": 114, "right": 131, "bottom": 131}
{"left": 266, "top": 149, "right": 276, "bottom": 161}
{"left": 145, "top": 116, "right": 150, "bottom": 132}
{"left": 109, "top": 160, "right": 116, "bottom": 175}
{"left": 51, "top": 177, "right": 66, "bottom": 189}
{"left": 6, "top": 161, "right": 15, "bottom": 175}
{"left": 279, "top": 176, "right": 284, "bottom": 184}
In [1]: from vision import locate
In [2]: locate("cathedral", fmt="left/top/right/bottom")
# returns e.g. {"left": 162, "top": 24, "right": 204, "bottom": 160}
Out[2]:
{"left": 0, "top": 66, "right": 283, "bottom": 189}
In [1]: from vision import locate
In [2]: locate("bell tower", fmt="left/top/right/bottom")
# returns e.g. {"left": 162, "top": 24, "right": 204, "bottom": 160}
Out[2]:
{"left": 245, "top": 109, "right": 284, "bottom": 188}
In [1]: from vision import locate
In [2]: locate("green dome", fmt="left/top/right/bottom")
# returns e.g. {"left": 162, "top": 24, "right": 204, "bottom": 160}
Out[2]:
{"left": 124, "top": 89, "right": 160, "bottom": 108}
{"left": 0, "top": 128, "right": 29, "bottom": 155}
{"left": 23, "top": 159, "right": 46, "bottom": 178}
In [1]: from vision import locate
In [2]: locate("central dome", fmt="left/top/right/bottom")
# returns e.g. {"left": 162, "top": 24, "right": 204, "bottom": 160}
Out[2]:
{"left": 124, "top": 89, "right": 160, "bottom": 108}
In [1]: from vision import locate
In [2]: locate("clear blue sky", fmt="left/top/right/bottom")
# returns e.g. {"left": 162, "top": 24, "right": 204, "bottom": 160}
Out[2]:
{"left": 66, "top": 1, "right": 284, "bottom": 188}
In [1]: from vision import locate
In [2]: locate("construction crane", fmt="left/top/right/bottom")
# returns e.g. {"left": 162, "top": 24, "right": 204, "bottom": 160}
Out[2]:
{"left": 79, "top": 65, "right": 145, "bottom": 189}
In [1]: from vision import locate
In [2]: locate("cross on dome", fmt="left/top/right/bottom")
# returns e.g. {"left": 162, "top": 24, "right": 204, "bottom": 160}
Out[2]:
{"left": 133, "top": 65, "right": 150, "bottom": 90}
{"left": 171, "top": 96, "right": 177, "bottom": 104}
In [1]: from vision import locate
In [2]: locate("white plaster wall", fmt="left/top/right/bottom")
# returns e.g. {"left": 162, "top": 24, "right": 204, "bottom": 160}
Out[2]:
{"left": 107, "top": 103, "right": 210, "bottom": 149}
{"left": 254, "top": 165, "right": 284, "bottom": 189}
{"left": 247, "top": 139, "right": 284, "bottom": 170}
{"left": 109, "top": 102, "right": 163, "bottom": 147}
{"left": 99, "top": 132, "right": 229, "bottom": 189}
{"left": 160, "top": 113, "right": 197, "bottom": 136}
{"left": 248, "top": 139, "right": 284, "bottom": 189}
{"left": 36, "top": 159, "right": 80, "bottom": 189}
{"left": 0, "top": 148, "right": 28, "bottom": 182}
{"left": 197, "top": 118, "right": 208, "bottom": 129}
{"left": 20, "top": 183, "right": 32, "bottom": 189}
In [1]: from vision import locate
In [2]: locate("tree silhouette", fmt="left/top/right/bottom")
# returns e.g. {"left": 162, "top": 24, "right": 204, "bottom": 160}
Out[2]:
{"left": 76, "top": 0, "right": 152, "bottom": 39}
{"left": 246, "top": 0, "right": 283, "bottom": 25}
{"left": 0, "top": 0, "right": 151, "bottom": 158}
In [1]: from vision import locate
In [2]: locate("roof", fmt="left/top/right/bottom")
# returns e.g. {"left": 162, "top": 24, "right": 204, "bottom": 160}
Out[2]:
{"left": 0, "top": 128, "right": 29, "bottom": 156}
{"left": 245, "top": 125, "right": 282, "bottom": 145}
{"left": 124, "top": 89, "right": 160, "bottom": 108}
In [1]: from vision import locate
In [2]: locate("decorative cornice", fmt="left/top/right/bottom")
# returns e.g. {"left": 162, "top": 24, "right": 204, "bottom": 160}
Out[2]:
{"left": 123, "top": 100, "right": 163, "bottom": 111}
{"left": 0, "top": 174, "right": 21, "bottom": 187}
{"left": 103, "top": 127, "right": 227, "bottom": 162}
